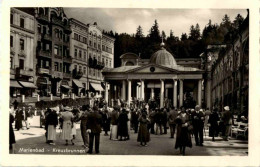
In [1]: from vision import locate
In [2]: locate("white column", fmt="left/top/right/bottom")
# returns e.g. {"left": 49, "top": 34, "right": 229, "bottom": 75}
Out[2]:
{"left": 37, "top": 95, "right": 40, "bottom": 102}
{"left": 141, "top": 80, "right": 145, "bottom": 101}
{"left": 165, "top": 88, "right": 169, "bottom": 98}
{"left": 160, "top": 79, "right": 164, "bottom": 108}
{"left": 179, "top": 79, "right": 183, "bottom": 107}
{"left": 122, "top": 80, "right": 126, "bottom": 101}
{"left": 127, "top": 80, "right": 132, "bottom": 106}
{"left": 198, "top": 79, "right": 202, "bottom": 107}
{"left": 105, "top": 82, "right": 108, "bottom": 103}
{"left": 50, "top": 94, "right": 53, "bottom": 101}
{"left": 173, "top": 79, "right": 177, "bottom": 108}
{"left": 151, "top": 88, "right": 155, "bottom": 99}
{"left": 22, "top": 95, "right": 25, "bottom": 103}
{"left": 136, "top": 85, "right": 139, "bottom": 99}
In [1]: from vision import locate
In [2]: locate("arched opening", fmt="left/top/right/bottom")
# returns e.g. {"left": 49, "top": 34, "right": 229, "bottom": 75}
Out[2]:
{"left": 125, "top": 61, "right": 134, "bottom": 66}
{"left": 39, "top": 8, "right": 45, "bottom": 15}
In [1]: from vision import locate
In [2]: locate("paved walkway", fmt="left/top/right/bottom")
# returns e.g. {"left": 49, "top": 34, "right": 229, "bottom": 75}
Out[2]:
{"left": 12, "top": 125, "right": 248, "bottom": 155}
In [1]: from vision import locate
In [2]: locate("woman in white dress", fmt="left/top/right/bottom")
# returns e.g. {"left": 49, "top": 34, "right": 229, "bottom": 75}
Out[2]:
{"left": 60, "top": 107, "right": 74, "bottom": 145}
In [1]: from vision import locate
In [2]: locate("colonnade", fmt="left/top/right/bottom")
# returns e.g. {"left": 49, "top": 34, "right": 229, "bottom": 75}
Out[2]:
{"left": 104, "top": 79, "right": 202, "bottom": 108}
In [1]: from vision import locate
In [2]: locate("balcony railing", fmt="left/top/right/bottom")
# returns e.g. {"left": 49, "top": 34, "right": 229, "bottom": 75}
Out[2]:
{"left": 51, "top": 17, "right": 63, "bottom": 27}
{"left": 38, "top": 50, "right": 52, "bottom": 58}
{"left": 63, "top": 56, "right": 72, "bottom": 63}
{"left": 42, "top": 34, "right": 52, "bottom": 41}
{"left": 64, "top": 25, "right": 71, "bottom": 33}
{"left": 16, "top": 68, "right": 34, "bottom": 77}
{"left": 38, "top": 68, "right": 50, "bottom": 75}
{"left": 54, "top": 54, "right": 62, "bottom": 59}
{"left": 37, "top": 14, "right": 49, "bottom": 23}
{"left": 72, "top": 69, "right": 83, "bottom": 79}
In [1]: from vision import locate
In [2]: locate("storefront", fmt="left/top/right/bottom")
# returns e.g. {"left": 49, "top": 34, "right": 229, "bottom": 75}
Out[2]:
{"left": 10, "top": 80, "right": 22, "bottom": 97}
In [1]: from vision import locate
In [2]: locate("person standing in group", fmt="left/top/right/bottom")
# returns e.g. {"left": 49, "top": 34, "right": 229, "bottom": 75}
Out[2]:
{"left": 222, "top": 106, "right": 233, "bottom": 141}
{"left": 102, "top": 109, "right": 111, "bottom": 136}
{"left": 60, "top": 106, "right": 74, "bottom": 145}
{"left": 86, "top": 106, "right": 102, "bottom": 154}
{"left": 78, "top": 105, "right": 90, "bottom": 148}
{"left": 175, "top": 106, "right": 192, "bottom": 155}
{"left": 15, "top": 108, "right": 23, "bottom": 131}
{"left": 168, "top": 107, "right": 178, "bottom": 138}
{"left": 22, "top": 106, "right": 30, "bottom": 130}
{"left": 45, "top": 108, "right": 58, "bottom": 145}
{"left": 9, "top": 108, "right": 16, "bottom": 153}
{"left": 126, "top": 109, "right": 131, "bottom": 140}
{"left": 191, "top": 105, "right": 205, "bottom": 146}
{"left": 155, "top": 108, "right": 163, "bottom": 135}
{"left": 162, "top": 108, "right": 168, "bottom": 134}
{"left": 71, "top": 108, "right": 80, "bottom": 142}
{"left": 110, "top": 106, "right": 119, "bottom": 140}
{"left": 131, "top": 109, "right": 139, "bottom": 133}
{"left": 117, "top": 108, "right": 129, "bottom": 141}
{"left": 208, "top": 108, "right": 220, "bottom": 141}
{"left": 149, "top": 108, "right": 156, "bottom": 134}
{"left": 137, "top": 112, "right": 150, "bottom": 146}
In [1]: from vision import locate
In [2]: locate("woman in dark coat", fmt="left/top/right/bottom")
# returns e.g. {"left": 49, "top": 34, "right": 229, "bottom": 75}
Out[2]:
{"left": 175, "top": 107, "right": 192, "bottom": 155}
{"left": 117, "top": 109, "right": 129, "bottom": 141}
{"left": 137, "top": 112, "right": 150, "bottom": 146}
{"left": 15, "top": 109, "right": 23, "bottom": 131}
{"left": 10, "top": 113, "right": 16, "bottom": 152}
{"left": 208, "top": 108, "right": 220, "bottom": 141}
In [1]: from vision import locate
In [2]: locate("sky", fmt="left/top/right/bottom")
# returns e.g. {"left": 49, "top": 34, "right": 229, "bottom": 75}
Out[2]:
{"left": 64, "top": 8, "right": 247, "bottom": 38}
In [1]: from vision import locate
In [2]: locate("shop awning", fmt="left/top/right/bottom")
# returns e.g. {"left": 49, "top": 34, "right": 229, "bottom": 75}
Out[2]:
{"left": 90, "top": 82, "right": 104, "bottom": 91}
{"left": 61, "top": 85, "right": 71, "bottom": 89}
{"left": 10, "top": 80, "right": 22, "bottom": 88}
{"left": 19, "top": 81, "right": 37, "bottom": 88}
{"left": 73, "top": 79, "right": 84, "bottom": 88}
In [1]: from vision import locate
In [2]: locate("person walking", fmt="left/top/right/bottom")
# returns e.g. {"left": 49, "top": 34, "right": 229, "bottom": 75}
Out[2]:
{"left": 126, "top": 109, "right": 131, "bottom": 140}
{"left": 117, "top": 108, "right": 129, "bottom": 141}
{"left": 60, "top": 106, "right": 74, "bottom": 145}
{"left": 78, "top": 105, "right": 90, "bottom": 148}
{"left": 208, "top": 108, "right": 220, "bottom": 141}
{"left": 191, "top": 105, "right": 205, "bottom": 146}
{"left": 86, "top": 106, "right": 103, "bottom": 154}
{"left": 168, "top": 107, "right": 178, "bottom": 138}
{"left": 155, "top": 108, "right": 163, "bottom": 135}
{"left": 22, "top": 107, "right": 30, "bottom": 130}
{"left": 222, "top": 106, "right": 233, "bottom": 141}
{"left": 15, "top": 108, "right": 23, "bottom": 131}
{"left": 102, "top": 109, "right": 111, "bottom": 136}
{"left": 132, "top": 109, "right": 139, "bottom": 133}
{"left": 137, "top": 112, "right": 150, "bottom": 146}
{"left": 175, "top": 107, "right": 192, "bottom": 155}
{"left": 162, "top": 108, "right": 168, "bottom": 134}
{"left": 110, "top": 106, "right": 119, "bottom": 140}
{"left": 45, "top": 109, "right": 58, "bottom": 145}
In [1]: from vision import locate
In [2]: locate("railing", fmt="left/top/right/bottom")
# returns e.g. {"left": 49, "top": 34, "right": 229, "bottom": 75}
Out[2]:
{"left": 54, "top": 54, "right": 62, "bottom": 59}
{"left": 51, "top": 17, "right": 64, "bottom": 27}
{"left": 63, "top": 56, "right": 72, "bottom": 62}
{"left": 38, "top": 50, "right": 52, "bottom": 58}
{"left": 72, "top": 69, "right": 83, "bottom": 79}
{"left": 42, "top": 33, "right": 52, "bottom": 41}
{"left": 38, "top": 68, "right": 50, "bottom": 75}
{"left": 37, "top": 14, "right": 49, "bottom": 23}
{"left": 19, "top": 68, "right": 34, "bottom": 77}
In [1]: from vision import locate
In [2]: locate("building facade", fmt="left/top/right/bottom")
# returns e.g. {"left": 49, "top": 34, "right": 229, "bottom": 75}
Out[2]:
{"left": 205, "top": 13, "right": 249, "bottom": 115}
{"left": 69, "top": 18, "right": 88, "bottom": 97}
{"left": 10, "top": 8, "right": 37, "bottom": 99}
{"left": 35, "top": 7, "right": 72, "bottom": 97}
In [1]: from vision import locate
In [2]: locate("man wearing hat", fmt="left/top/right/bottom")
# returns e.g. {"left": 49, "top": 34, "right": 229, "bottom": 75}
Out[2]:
{"left": 86, "top": 106, "right": 102, "bottom": 154}
{"left": 191, "top": 105, "right": 205, "bottom": 146}
{"left": 222, "top": 106, "right": 233, "bottom": 141}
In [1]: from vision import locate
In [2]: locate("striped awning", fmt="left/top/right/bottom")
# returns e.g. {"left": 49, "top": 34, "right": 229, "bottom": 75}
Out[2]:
{"left": 73, "top": 79, "right": 84, "bottom": 88}
{"left": 61, "top": 85, "right": 71, "bottom": 89}
{"left": 10, "top": 80, "right": 22, "bottom": 88}
{"left": 90, "top": 82, "right": 104, "bottom": 91}
{"left": 19, "top": 81, "right": 37, "bottom": 88}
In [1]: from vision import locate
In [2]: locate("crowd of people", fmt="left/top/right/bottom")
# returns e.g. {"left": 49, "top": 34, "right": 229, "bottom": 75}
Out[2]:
{"left": 9, "top": 99, "right": 248, "bottom": 155}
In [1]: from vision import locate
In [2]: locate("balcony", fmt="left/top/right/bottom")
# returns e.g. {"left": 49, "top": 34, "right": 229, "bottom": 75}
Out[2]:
{"left": 96, "top": 61, "right": 105, "bottom": 69}
{"left": 38, "top": 50, "right": 52, "bottom": 58}
{"left": 54, "top": 54, "right": 62, "bottom": 59}
{"left": 37, "top": 14, "right": 49, "bottom": 24}
{"left": 63, "top": 72, "right": 72, "bottom": 79}
{"left": 72, "top": 69, "right": 83, "bottom": 79}
{"left": 51, "top": 17, "right": 63, "bottom": 27}
{"left": 42, "top": 34, "right": 52, "bottom": 41}
{"left": 16, "top": 68, "right": 34, "bottom": 77}
{"left": 37, "top": 68, "right": 50, "bottom": 75}
{"left": 18, "top": 50, "right": 26, "bottom": 58}
{"left": 52, "top": 71, "right": 63, "bottom": 80}
{"left": 64, "top": 25, "right": 72, "bottom": 33}
{"left": 63, "top": 56, "right": 72, "bottom": 63}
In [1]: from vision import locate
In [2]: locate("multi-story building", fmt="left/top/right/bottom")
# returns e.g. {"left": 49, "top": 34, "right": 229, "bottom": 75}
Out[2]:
{"left": 102, "top": 34, "right": 115, "bottom": 69}
{"left": 10, "top": 8, "right": 37, "bottom": 99}
{"left": 87, "top": 22, "right": 105, "bottom": 97}
{"left": 206, "top": 13, "right": 249, "bottom": 115}
{"left": 69, "top": 18, "right": 88, "bottom": 97}
{"left": 35, "top": 7, "right": 72, "bottom": 97}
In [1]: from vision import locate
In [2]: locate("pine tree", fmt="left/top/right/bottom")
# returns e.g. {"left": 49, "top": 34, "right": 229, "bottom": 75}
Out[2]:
{"left": 135, "top": 25, "right": 144, "bottom": 39}
{"left": 148, "top": 20, "right": 160, "bottom": 42}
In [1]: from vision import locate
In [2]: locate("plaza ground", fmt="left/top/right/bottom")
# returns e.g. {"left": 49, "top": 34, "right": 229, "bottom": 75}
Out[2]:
{"left": 12, "top": 117, "right": 248, "bottom": 156}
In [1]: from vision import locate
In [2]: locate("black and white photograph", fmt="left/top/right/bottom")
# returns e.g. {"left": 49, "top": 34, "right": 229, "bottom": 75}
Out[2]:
{"left": 1, "top": 1, "right": 260, "bottom": 166}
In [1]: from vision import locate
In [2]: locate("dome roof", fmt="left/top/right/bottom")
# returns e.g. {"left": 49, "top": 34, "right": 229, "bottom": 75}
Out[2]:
{"left": 149, "top": 46, "right": 177, "bottom": 68}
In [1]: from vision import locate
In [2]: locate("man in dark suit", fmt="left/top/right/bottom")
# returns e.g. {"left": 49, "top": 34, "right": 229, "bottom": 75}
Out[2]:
{"left": 222, "top": 106, "right": 233, "bottom": 141}
{"left": 191, "top": 105, "right": 205, "bottom": 146}
{"left": 131, "top": 109, "right": 139, "bottom": 133}
{"left": 86, "top": 106, "right": 102, "bottom": 154}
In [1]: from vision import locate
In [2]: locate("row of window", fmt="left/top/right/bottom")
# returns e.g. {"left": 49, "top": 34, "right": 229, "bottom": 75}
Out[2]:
{"left": 54, "top": 62, "right": 70, "bottom": 73}
{"left": 74, "top": 33, "right": 87, "bottom": 44}
{"left": 74, "top": 65, "right": 87, "bottom": 75}
{"left": 74, "top": 48, "right": 87, "bottom": 60}
{"left": 102, "top": 45, "right": 112, "bottom": 54}
{"left": 54, "top": 45, "right": 69, "bottom": 57}
{"left": 11, "top": 14, "right": 24, "bottom": 28}
{"left": 10, "top": 57, "right": 24, "bottom": 70}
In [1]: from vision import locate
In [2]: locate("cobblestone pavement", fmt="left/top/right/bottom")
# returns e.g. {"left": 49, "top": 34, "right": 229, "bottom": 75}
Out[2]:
{"left": 12, "top": 124, "right": 248, "bottom": 156}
